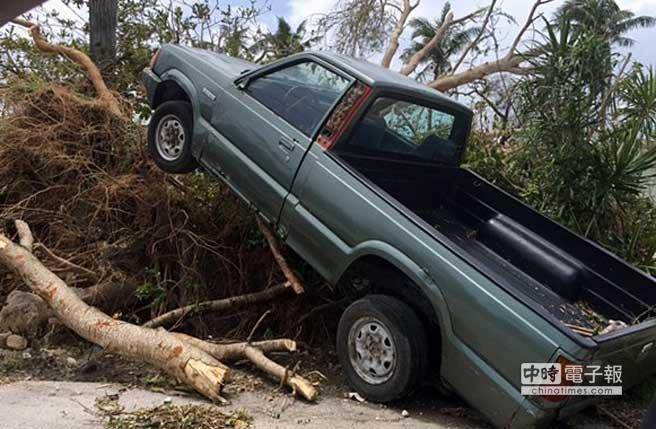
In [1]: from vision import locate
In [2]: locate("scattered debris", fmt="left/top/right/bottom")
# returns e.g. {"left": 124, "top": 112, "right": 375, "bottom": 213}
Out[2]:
{"left": 103, "top": 403, "right": 252, "bottom": 429}
{"left": 564, "top": 323, "right": 595, "bottom": 337}
{"left": 0, "top": 221, "right": 318, "bottom": 403}
{"left": 346, "top": 391, "right": 366, "bottom": 402}
{"left": 600, "top": 320, "right": 628, "bottom": 335}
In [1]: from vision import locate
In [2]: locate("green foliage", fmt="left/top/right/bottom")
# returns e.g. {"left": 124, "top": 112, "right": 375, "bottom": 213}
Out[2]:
{"left": 136, "top": 267, "right": 167, "bottom": 305}
{"left": 557, "top": 0, "right": 656, "bottom": 48}
{"left": 473, "top": 19, "right": 656, "bottom": 271}
{"left": 251, "top": 18, "right": 321, "bottom": 63}
{"left": 401, "top": 3, "right": 482, "bottom": 80}
{"left": 0, "top": 0, "right": 269, "bottom": 97}
{"left": 316, "top": 0, "right": 397, "bottom": 57}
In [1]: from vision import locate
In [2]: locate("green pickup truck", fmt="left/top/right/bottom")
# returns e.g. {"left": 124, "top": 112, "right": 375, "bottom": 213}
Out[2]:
{"left": 143, "top": 45, "right": 656, "bottom": 428}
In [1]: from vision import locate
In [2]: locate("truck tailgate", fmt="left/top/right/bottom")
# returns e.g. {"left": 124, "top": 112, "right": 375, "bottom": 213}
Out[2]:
{"left": 594, "top": 319, "right": 656, "bottom": 388}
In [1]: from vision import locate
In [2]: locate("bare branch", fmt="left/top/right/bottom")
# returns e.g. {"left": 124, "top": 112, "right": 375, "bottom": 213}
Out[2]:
{"left": 381, "top": 0, "right": 420, "bottom": 69}
{"left": 427, "top": 0, "right": 552, "bottom": 91}
{"left": 143, "top": 282, "right": 290, "bottom": 329}
{"left": 14, "top": 220, "right": 33, "bottom": 253}
{"left": 400, "top": 11, "right": 453, "bottom": 76}
{"left": 429, "top": 55, "right": 524, "bottom": 91}
{"left": 508, "top": 0, "right": 554, "bottom": 56}
{"left": 257, "top": 217, "right": 304, "bottom": 294}
{"left": 11, "top": 19, "right": 123, "bottom": 118}
{"left": 451, "top": 0, "right": 497, "bottom": 74}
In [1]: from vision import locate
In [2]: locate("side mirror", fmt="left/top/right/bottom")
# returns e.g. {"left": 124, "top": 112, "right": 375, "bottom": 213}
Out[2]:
{"left": 236, "top": 79, "right": 249, "bottom": 90}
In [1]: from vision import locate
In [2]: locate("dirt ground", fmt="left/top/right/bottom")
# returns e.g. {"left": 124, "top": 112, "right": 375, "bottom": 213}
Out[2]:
{"left": 0, "top": 342, "right": 651, "bottom": 428}
{"left": 0, "top": 380, "right": 487, "bottom": 429}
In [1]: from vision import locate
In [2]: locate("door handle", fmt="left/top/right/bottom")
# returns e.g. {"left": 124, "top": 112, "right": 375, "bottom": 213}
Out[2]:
{"left": 278, "top": 138, "right": 296, "bottom": 152}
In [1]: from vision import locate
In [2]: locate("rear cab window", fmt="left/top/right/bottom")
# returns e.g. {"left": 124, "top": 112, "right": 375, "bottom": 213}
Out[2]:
{"left": 335, "top": 96, "right": 470, "bottom": 165}
{"left": 246, "top": 61, "right": 351, "bottom": 136}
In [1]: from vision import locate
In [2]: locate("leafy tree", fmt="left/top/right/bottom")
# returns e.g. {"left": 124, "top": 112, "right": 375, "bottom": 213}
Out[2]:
{"left": 401, "top": 3, "right": 480, "bottom": 81}
{"left": 508, "top": 21, "right": 656, "bottom": 269}
{"left": 557, "top": 0, "right": 656, "bottom": 47}
{"left": 316, "top": 0, "right": 399, "bottom": 57}
{"left": 251, "top": 17, "right": 320, "bottom": 63}
{"left": 556, "top": 0, "right": 655, "bottom": 93}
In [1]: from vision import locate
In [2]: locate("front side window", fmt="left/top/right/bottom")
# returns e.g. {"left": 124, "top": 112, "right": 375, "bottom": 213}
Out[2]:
{"left": 246, "top": 61, "right": 350, "bottom": 136}
{"left": 337, "top": 97, "right": 467, "bottom": 164}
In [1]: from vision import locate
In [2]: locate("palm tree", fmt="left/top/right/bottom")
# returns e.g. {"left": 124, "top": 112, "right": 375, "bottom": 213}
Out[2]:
{"left": 557, "top": 0, "right": 655, "bottom": 47}
{"left": 401, "top": 2, "right": 480, "bottom": 81}
{"left": 251, "top": 17, "right": 322, "bottom": 63}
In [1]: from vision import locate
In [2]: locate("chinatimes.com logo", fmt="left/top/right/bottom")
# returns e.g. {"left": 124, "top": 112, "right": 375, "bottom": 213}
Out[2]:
{"left": 520, "top": 363, "right": 623, "bottom": 396}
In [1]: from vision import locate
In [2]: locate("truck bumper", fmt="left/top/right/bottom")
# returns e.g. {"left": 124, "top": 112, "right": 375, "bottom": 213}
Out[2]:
{"left": 142, "top": 67, "right": 161, "bottom": 105}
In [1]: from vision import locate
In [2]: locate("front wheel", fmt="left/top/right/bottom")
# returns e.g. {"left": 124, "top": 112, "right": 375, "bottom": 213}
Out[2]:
{"left": 148, "top": 100, "right": 198, "bottom": 173}
{"left": 336, "top": 294, "right": 428, "bottom": 403}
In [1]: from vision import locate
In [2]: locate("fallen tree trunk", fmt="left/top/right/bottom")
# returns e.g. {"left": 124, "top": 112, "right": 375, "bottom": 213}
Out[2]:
{"left": 0, "top": 220, "right": 317, "bottom": 402}
{"left": 0, "top": 221, "right": 229, "bottom": 402}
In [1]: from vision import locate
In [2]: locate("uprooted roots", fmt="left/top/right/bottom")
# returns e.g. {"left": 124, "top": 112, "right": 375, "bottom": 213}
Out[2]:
{"left": 0, "top": 80, "right": 308, "bottom": 334}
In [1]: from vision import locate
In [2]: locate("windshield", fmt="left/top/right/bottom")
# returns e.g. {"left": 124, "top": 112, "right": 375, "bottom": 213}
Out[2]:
{"left": 336, "top": 96, "right": 469, "bottom": 165}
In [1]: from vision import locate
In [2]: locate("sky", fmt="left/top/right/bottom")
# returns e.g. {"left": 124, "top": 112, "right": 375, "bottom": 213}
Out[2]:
{"left": 34, "top": 0, "right": 656, "bottom": 67}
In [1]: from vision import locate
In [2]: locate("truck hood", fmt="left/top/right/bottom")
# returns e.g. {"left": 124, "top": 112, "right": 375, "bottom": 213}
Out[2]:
{"left": 178, "top": 46, "right": 256, "bottom": 79}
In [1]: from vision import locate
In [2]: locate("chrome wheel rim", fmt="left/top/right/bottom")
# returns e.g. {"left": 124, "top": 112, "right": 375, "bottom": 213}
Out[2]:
{"left": 348, "top": 317, "right": 396, "bottom": 384}
{"left": 155, "top": 114, "right": 185, "bottom": 161}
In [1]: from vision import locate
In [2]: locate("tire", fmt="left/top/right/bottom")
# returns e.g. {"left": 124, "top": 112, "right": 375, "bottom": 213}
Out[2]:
{"left": 148, "top": 100, "right": 198, "bottom": 173}
{"left": 337, "top": 294, "right": 428, "bottom": 403}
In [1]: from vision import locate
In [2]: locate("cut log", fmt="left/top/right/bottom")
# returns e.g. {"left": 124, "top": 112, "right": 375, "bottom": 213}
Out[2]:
{"left": 5, "top": 334, "right": 28, "bottom": 350}
{"left": 177, "top": 333, "right": 319, "bottom": 400}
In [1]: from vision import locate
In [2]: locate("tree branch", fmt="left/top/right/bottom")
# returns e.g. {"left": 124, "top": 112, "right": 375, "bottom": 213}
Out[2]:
{"left": 450, "top": 0, "right": 497, "bottom": 74}
{"left": 257, "top": 217, "right": 304, "bottom": 294}
{"left": 400, "top": 11, "right": 453, "bottom": 76}
{"left": 427, "top": 0, "right": 551, "bottom": 91}
{"left": 0, "top": 220, "right": 317, "bottom": 402}
{"left": 380, "top": 0, "right": 419, "bottom": 69}
{"left": 143, "top": 282, "right": 290, "bottom": 329}
{"left": 11, "top": 18, "right": 123, "bottom": 118}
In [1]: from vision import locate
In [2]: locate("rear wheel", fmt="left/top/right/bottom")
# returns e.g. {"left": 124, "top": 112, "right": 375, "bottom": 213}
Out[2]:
{"left": 337, "top": 294, "right": 428, "bottom": 402}
{"left": 148, "top": 100, "right": 198, "bottom": 173}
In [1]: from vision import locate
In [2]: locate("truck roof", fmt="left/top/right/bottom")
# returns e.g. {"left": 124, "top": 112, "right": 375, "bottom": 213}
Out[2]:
{"left": 305, "top": 51, "right": 472, "bottom": 116}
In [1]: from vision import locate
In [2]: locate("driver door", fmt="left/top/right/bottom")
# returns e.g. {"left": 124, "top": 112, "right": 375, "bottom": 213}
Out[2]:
{"left": 202, "top": 59, "right": 351, "bottom": 223}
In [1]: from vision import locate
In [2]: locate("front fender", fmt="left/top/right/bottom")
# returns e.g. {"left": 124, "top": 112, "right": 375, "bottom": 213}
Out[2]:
{"left": 159, "top": 69, "right": 201, "bottom": 126}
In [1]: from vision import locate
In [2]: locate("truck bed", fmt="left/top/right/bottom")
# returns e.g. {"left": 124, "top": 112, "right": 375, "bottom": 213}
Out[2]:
{"left": 339, "top": 153, "right": 656, "bottom": 336}
{"left": 423, "top": 205, "right": 605, "bottom": 331}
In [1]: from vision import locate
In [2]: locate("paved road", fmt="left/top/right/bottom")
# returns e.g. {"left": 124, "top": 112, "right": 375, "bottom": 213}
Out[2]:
{"left": 0, "top": 381, "right": 484, "bottom": 429}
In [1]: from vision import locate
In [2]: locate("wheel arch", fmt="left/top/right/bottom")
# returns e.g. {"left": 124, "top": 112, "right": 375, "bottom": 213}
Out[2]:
{"left": 153, "top": 69, "right": 200, "bottom": 122}
{"left": 337, "top": 248, "right": 452, "bottom": 376}
{"left": 152, "top": 80, "right": 190, "bottom": 109}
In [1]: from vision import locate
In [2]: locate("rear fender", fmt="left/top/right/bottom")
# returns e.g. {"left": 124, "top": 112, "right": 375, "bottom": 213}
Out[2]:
{"left": 344, "top": 241, "right": 454, "bottom": 360}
